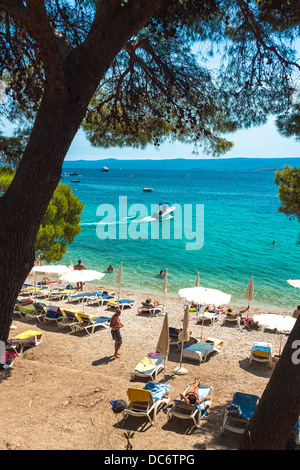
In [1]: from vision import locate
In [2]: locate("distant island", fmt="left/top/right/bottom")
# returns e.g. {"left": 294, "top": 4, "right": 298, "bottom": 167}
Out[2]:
{"left": 63, "top": 157, "right": 300, "bottom": 171}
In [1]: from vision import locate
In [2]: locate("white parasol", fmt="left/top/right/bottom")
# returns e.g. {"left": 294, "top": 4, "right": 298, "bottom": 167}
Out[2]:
{"left": 31, "top": 264, "right": 71, "bottom": 303}
{"left": 253, "top": 313, "right": 296, "bottom": 355}
{"left": 59, "top": 269, "right": 105, "bottom": 311}
{"left": 178, "top": 286, "right": 231, "bottom": 339}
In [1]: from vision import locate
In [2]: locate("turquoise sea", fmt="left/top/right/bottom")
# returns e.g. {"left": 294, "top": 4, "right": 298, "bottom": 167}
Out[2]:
{"left": 61, "top": 167, "right": 300, "bottom": 311}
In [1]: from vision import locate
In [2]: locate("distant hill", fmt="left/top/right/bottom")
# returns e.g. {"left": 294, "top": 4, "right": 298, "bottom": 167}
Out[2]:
{"left": 63, "top": 157, "right": 300, "bottom": 171}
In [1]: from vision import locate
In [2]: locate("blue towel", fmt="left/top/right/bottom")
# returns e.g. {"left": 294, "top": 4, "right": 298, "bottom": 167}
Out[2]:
{"left": 183, "top": 342, "right": 214, "bottom": 353}
{"left": 144, "top": 382, "right": 170, "bottom": 401}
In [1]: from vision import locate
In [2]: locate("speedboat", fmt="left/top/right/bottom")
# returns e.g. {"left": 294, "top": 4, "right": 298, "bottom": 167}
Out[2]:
{"left": 143, "top": 188, "right": 153, "bottom": 192}
{"left": 152, "top": 202, "right": 176, "bottom": 219}
{"left": 100, "top": 166, "right": 109, "bottom": 172}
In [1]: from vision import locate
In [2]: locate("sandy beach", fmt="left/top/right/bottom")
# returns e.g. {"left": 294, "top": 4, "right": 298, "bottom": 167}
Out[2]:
{"left": 0, "top": 278, "right": 296, "bottom": 451}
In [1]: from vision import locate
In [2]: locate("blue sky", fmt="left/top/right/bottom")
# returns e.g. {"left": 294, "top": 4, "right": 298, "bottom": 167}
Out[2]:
{"left": 66, "top": 115, "right": 300, "bottom": 161}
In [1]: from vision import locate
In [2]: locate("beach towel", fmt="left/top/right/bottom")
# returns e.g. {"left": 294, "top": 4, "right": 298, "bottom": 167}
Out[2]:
{"left": 135, "top": 357, "right": 158, "bottom": 372}
{"left": 144, "top": 382, "right": 170, "bottom": 401}
{"left": 251, "top": 342, "right": 272, "bottom": 357}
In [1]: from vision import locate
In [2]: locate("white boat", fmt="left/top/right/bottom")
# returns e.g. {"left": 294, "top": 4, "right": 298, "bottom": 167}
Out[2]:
{"left": 100, "top": 166, "right": 109, "bottom": 172}
{"left": 152, "top": 202, "right": 176, "bottom": 219}
{"left": 143, "top": 188, "right": 153, "bottom": 192}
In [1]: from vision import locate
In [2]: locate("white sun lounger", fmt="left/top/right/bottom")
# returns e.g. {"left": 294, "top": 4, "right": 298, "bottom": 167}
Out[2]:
{"left": 122, "top": 382, "right": 170, "bottom": 425}
{"left": 167, "top": 384, "right": 213, "bottom": 432}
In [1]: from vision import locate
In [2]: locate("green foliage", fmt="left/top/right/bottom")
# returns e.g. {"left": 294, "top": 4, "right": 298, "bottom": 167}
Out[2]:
{"left": 1, "top": 1, "right": 299, "bottom": 158}
{"left": 0, "top": 168, "right": 83, "bottom": 262}
{"left": 275, "top": 164, "right": 300, "bottom": 222}
{"left": 36, "top": 183, "right": 84, "bottom": 262}
{"left": 276, "top": 103, "right": 300, "bottom": 141}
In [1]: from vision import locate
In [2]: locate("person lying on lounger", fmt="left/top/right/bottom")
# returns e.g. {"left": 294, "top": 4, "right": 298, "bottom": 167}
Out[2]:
{"left": 180, "top": 377, "right": 210, "bottom": 408}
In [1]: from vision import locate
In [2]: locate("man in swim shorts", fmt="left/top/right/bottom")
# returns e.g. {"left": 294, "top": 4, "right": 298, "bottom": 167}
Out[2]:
{"left": 110, "top": 308, "right": 123, "bottom": 358}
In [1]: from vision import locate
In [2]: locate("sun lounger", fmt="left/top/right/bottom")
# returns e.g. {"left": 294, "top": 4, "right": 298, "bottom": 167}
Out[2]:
{"left": 196, "top": 311, "right": 220, "bottom": 325}
{"left": 220, "top": 392, "right": 260, "bottom": 435}
{"left": 67, "top": 292, "right": 99, "bottom": 303}
{"left": 169, "top": 327, "right": 193, "bottom": 346}
{"left": 222, "top": 310, "right": 241, "bottom": 327}
{"left": 137, "top": 302, "right": 165, "bottom": 316}
{"left": 167, "top": 384, "right": 213, "bottom": 432}
{"left": 249, "top": 342, "right": 272, "bottom": 368}
{"left": 86, "top": 293, "right": 115, "bottom": 306}
{"left": 58, "top": 308, "right": 83, "bottom": 331}
{"left": 122, "top": 382, "right": 170, "bottom": 424}
{"left": 72, "top": 313, "right": 111, "bottom": 335}
{"left": 6, "top": 329, "right": 44, "bottom": 355}
{"left": 14, "top": 303, "right": 47, "bottom": 322}
{"left": 131, "top": 352, "right": 165, "bottom": 381}
{"left": 180, "top": 337, "right": 223, "bottom": 364}
{"left": 107, "top": 299, "right": 135, "bottom": 310}
{"left": 43, "top": 306, "right": 64, "bottom": 324}
{"left": 47, "top": 288, "right": 76, "bottom": 301}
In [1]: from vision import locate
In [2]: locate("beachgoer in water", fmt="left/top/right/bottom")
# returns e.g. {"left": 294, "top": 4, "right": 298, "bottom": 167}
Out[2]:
{"left": 110, "top": 308, "right": 123, "bottom": 358}
{"left": 157, "top": 270, "right": 164, "bottom": 277}
{"left": 74, "top": 260, "right": 86, "bottom": 291}
{"left": 107, "top": 265, "right": 114, "bottom": 273}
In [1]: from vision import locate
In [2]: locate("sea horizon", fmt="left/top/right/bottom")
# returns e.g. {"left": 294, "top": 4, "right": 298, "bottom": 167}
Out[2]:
{"left": 60, "top": 164, "right": 300, "bottom": 313}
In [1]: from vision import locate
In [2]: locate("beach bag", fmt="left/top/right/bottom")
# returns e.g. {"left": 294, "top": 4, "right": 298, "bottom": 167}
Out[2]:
{"left": 110, "top": 400, "right": 127, "bottom": 414}
{"left": 226, "top": 404, "right": 242, "bottom": 417}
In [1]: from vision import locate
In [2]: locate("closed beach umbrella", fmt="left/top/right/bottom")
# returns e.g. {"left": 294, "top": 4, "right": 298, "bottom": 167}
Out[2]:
{"left": 174, "top": 304, "right": 190, "bottom": 375}
{"left": 156, "top": 312, "right": 169, "bottom": 381}
{"left": 194, "top": 272, "right": 200, "bottom": 287}
{"left": 244, "top": 276, "right": 254, "bottom": 309}
{"left": 163, "top": 269, "right": 168, "bottom": 294}
{"left": 59, "top": 269, "right": 105, "bottom": 311}
{"left": 116, "top": 262, "right": 123, "bottom": 300}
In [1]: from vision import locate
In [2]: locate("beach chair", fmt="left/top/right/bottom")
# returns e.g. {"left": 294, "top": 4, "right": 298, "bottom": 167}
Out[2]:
{"left": 107, "top": 299, "right": 135, "bottom": 310}
{"left": 14, "top": 303, "right": 47, "bottom": 322}
{"left": 72, "top": 313, "right": 111, "bottom": 335}
{"left": 122, "top": 382, "right": 170, "bottom": 425}
{"left": 222, "top": 310, "right": 241, "bottom": 327}
{"left": 86, "top": 293, "right": 114, "bottom": 306}
{"left": 131, "top": 352, "right": 165, "bottom": 381}
{"left": 220, "top": 392, "right": 260, "bottom": 435}
{"left": 249, "top": 342, "right": 273, "bottom": 368}
{"left": 58, "top": 308, "right": 83, "bottom": 331}
{"left": 6, "top": 329, "right": 44, "bottom": 355}
{"left": 137, "top": 302, "right": 165, "bottom": 316}
{"left": 196, "top": 311, "right": 220, "bottom": 326}
{"left": 180, "top": 337, "right": 223, "bottom": 364}
{"left": 167, "top": 384, "right": 213, "bottom": 433}
{"left": 67, "top": 292, "right": 98, "bottom": 303}
{"left": 169, "top": 327, "right": 193, "bottom": 346}
{"left": 47, "top": 288, "right": 76, "bottom": 301}
{"left": 43, "top": 306, "right": 64, "bottom": 325}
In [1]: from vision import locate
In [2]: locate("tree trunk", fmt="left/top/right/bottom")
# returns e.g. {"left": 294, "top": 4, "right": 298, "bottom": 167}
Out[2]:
{"left": 0, "top": 91, "right": 89, "bottom": 342}
{"left": 239, "top": 317, "right": 300, "bottom": 449}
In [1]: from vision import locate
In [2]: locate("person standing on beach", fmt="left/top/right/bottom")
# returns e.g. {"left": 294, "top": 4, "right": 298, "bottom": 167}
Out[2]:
{"left": 74, "top": 259, "right": 86, "bottom": 291}
{"left": 110, "top": 308, "right": 123, "bottom": 358}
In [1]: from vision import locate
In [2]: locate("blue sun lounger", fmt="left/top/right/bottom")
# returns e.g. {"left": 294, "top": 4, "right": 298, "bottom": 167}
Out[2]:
{"left": 181, "top": 341, "right": 217, "bottom": 364}
{"left": 220, "top": 392, "right": 260, "bottom": 435}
